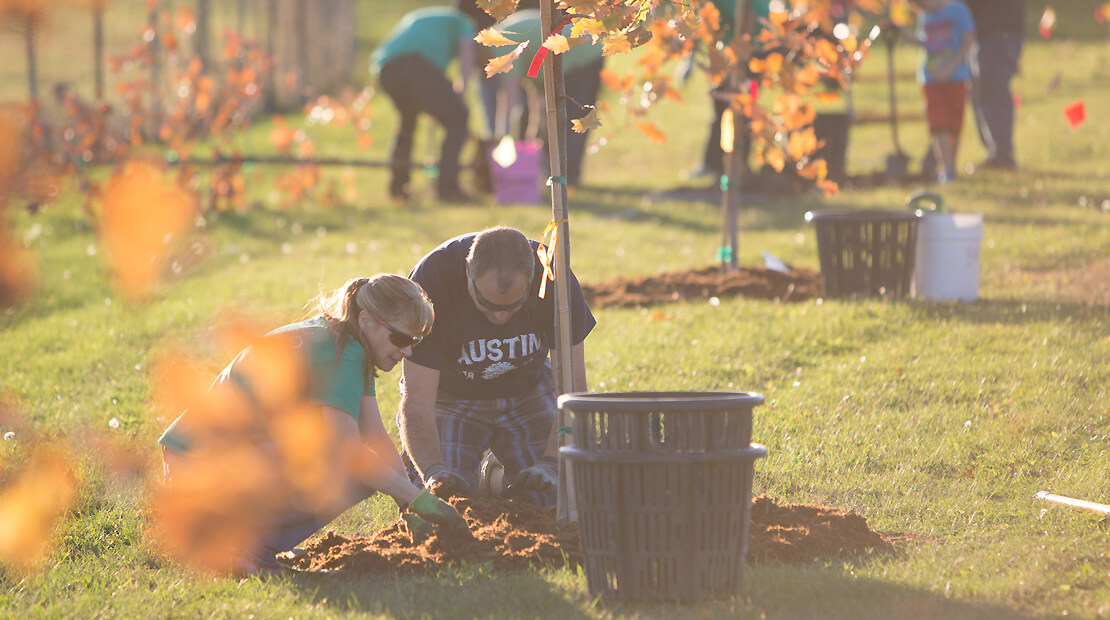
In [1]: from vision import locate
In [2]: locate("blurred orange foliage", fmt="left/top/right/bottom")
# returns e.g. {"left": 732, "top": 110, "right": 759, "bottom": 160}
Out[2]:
{"left": 99, "top": 160, "right": 196, "bottom": 300}
{"left": 147, "top": 321, "right": 359, "bottom": 573}
{"left": 0, "top": 445, "right": 79, "bottom": 572}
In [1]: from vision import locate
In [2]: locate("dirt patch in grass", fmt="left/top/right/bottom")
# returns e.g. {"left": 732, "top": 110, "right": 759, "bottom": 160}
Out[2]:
{"left": 1000, "top": 256, "right": 1110, "bottom": 306}
{"left": 580, "top": 265, "right": 820, "bottom": 309}
{"left": 288, "top": 495, "right": 899, "bottom": 575}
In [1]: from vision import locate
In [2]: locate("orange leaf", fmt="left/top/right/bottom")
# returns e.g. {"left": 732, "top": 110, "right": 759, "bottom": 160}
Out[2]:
{"left": 816, "top": 178, "right": 839, "bottom": 196}
{"left": 0, "top": 108, "right": 19, "bottom": 194}
{"left": 571, "top": 108, "right": 602, "bottom": 134}
{"left": 543, "top": 33, "right": 570, "bottom": 54}
{"left": 764, "top": 148, "right": 786, "bottom": 172}
{"left": 99, "top": 161, "right": 197, "bottom": 300}
{"left": 787, "top": 127, "right": 818, "bottom": 161}
{"left": 602, "top": 35, "right": 632, "bottom": 56}
{"left": 765, "top": 53, "right": 783, "bottom": 74}
{"left": 636, "top": 121, "right": 666, "bottom": 144}
{"left": 0, "top": 446, "right": 79, "bottom": 572}
{"left": 0, "top": 227, "right": 37, "bottom": 306}
{"left": 796, "top": 158, "right": 828, "bottom": 180}
{"left": 475, "top": 0, "right": 520, "bottom": 22}
{"left": 475, "top": 28, "right": 517, "bottom": 47}
{"left": 484, "top": 42, "right": 528, "bottom": 77}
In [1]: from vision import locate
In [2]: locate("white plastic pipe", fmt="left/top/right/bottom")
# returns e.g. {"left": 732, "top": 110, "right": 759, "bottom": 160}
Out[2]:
{"left": 1035, "top": 491, "right": 1110, "bottom": 516}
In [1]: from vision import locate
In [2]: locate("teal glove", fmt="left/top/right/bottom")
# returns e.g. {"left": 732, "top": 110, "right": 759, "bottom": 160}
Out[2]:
{"left": 400, "top": 511, "right": 435, "bottom": 544}
{"left": 406, "top": 488, "right": 469, "bottom": 533}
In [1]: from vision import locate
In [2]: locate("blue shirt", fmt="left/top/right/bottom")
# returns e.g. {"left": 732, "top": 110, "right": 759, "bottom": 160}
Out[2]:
{"left": 408, "top": 233, "right": 596, "bottom": 399}
{"left": 918, "top": 1, "right": 976, "bottom": 84}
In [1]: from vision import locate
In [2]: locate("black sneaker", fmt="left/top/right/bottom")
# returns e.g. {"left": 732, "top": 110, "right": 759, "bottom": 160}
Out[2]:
{"left": 437, "top": 189, "right": 476, "bottom": 204}
{"left": 979, "top": 156, "right": 1017, "bottom": 170}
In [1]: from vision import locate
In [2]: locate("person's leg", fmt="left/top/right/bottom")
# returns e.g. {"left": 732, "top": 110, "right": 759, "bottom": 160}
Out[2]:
{"left": 563, "top": 58, "right": 604, "bottom": 187}
{"left": 488, "top": 369, "right": 557, "bottom": 506}
{"left": 399, "top": 59, "right": 470, "bottom": 198}
{"left": 923, "top": 82, "right": 956, "bottom": 181}
{"left": 246, "top": 479, "right": 376, "bottom": 573}
{"left": 932, "top": 130, "right": 955, "bottom": 183}
{"left": 948, "top": 82, "right": 969, "bottom": 176}
{"left": 160, "top": 445, "right": 376, "bottom": 575}
{"left": 974, "top": 33, "right": 1022, "bottom": 166}
{"left": 431, "top": 393, "right": 498, "bottom": 488}
{"left": 379, "top": 57, "right": 421, "bottom": 199}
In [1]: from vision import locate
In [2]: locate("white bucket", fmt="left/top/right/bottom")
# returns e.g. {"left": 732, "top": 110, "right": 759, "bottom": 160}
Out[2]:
{"left": 912, "top": 212, "right": 984, "bottom": 301}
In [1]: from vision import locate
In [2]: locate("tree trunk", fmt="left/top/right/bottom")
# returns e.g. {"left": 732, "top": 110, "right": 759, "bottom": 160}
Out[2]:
{"left": 719, "top": 0, "right": 753, "bottom": 273}
{"left": 93, "top": 5, "right": 105, "bottom": 100}
{"left": 264, "top": 0, "right": 278, "bottom": 111}
{"left": 149, "top": 3, "right": 162, "bottom": 141}
{"left": 24, "top": 18, "right": 38, "bottom": 102}
{"left": 538, "top": 1, "right": 576, "bottom": 525}
{"left": 195, "top": 0, "right": 210, "bottom": 70}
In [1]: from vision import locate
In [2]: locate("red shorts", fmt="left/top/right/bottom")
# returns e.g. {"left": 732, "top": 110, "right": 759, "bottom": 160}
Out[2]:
{"left": 924, "top": 82, "right": 969, "bottom": 134}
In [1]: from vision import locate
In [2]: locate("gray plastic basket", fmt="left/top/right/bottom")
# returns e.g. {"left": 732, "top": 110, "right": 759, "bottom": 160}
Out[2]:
{"left": 805, "top": 209, "right": 923, "bottom": 298}
{"left": 558, "top": 391, "right": 766, "bottom": 601}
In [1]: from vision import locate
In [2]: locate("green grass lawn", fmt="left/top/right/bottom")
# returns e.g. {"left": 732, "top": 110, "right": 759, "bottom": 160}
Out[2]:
{"left": 2, "top": 1, "right": 1110, "bottom": 618}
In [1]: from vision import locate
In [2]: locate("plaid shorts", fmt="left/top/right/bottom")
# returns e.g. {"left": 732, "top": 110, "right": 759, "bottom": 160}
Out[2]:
{"left": 403, "top": 367, "right": 556, "bottom": 505}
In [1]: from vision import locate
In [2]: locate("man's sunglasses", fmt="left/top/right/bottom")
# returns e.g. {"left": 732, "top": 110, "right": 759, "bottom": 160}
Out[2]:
{"left": 368, "top": 312, "right": 422, "bottom": 348}
{"left": 470, "top": 277, "right": 531, "bottom": 313}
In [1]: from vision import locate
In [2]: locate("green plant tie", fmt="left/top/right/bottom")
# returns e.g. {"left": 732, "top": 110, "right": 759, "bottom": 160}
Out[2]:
{"left": 546, "top": 176, "right": 567, "bottom": 187}
{"left": 720, "top": 174, "right": 728, "bottom": 191}
{"left": 556, "top": 425, "right": 572, "bottom": 436}
{"left": 715, "top": 245, "right": 733, "bottom": 262}
{"left": 424, "top": 165, "right": 439, "bottom": 178}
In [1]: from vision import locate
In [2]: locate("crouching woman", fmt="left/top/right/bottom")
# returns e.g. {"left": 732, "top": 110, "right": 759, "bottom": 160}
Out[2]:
{"left": 153, "top": 274, "right": 467, "bottom": 576}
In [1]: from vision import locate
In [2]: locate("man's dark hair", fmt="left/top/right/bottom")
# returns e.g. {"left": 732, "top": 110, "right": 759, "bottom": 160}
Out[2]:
{"left": 455, "top": 0, "right": 497, "bottom": 30}
{"left": 466, "top": 226, "right": 535, "bottom": 291}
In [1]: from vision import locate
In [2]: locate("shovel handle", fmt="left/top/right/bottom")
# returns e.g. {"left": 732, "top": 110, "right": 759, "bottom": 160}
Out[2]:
{"left": 907, "top": 190, "right": 946, "bottom": 213}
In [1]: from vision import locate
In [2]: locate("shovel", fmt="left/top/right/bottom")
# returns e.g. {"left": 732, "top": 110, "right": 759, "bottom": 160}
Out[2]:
{"left": 883, "top": 28, "right": 910, "bottom": 180}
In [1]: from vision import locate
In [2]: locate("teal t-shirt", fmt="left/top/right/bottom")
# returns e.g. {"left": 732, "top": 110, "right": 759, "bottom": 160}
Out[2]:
{"left": 492, "top": 9, "right": 603, "bottom": 77}
{"left": 712, "top": 0, "right": 770, "bottom": 45}
{"left": 370, "top": 7, "right": 476, "bottom": 75}
{"left": 158, "top": 316, "right": 374, "bottom": 455}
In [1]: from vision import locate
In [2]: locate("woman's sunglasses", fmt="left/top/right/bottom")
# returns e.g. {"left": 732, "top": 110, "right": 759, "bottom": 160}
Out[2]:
{"left": 368, "top": 312, "right": 422, "bottom": 348}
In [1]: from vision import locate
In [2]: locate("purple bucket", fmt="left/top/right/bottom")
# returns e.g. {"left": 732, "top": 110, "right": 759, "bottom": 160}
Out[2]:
{"left": 487, "top": 139, "right": 543, "bottom": 205}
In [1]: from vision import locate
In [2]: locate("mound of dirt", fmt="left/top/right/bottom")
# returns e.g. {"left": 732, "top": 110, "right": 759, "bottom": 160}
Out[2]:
{"left": 581, "top": 265, "right": 820, "bottom": 309}
{"left": 288, "top": 495, "right": 896, "bottom": 575}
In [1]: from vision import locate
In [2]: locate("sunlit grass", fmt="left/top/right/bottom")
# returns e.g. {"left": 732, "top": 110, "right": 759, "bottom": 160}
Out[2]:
{"left": 2, "top": 1, "right": 1109, "bottom": 618}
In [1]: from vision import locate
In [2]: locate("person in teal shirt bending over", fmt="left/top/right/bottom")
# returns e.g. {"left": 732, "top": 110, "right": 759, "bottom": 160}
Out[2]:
{"left": 489, "top": 9, "right": 604, "bottom": 188}
{"left": 371, "top": 8, "right": 477, "bottom": 203}
{"left": 156, "top": 274, "right": 467, "bottom": 576}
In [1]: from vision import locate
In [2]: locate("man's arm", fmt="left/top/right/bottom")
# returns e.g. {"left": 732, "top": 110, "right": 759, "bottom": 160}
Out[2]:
{"left": 936, "top": 29, "right": 975, "bottom": 82}
{"left": 358, "top": 396, "right": 406, "bottom": 476}
{"left": 398, "top": 359, "right": 445, "bottom": 480}
{"left": 542, "top": 341, "right": 588, "bottom": 458}
{"left": 456, "top": 39, "right": 474, "bottom": 95}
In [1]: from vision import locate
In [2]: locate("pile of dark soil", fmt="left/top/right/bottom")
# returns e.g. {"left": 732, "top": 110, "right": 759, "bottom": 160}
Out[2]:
{"left": 288, "top": 495, "right": 897, "bottom": 575}
{"left": 580, "top": 265, "right": 820, "bottom": 309}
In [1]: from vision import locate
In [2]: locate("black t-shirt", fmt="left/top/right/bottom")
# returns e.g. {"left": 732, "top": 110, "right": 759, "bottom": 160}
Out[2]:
{"left": 965, "top": 0, "right": 1026, "bottom": 37}
{"left": 409, "top": 233, "right": 596, "bottom": 399}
